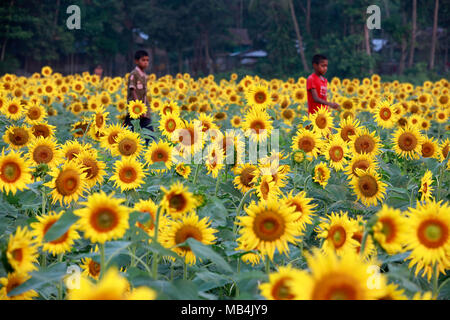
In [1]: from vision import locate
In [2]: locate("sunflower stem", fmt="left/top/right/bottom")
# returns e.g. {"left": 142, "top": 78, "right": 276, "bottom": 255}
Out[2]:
{"left": 214, "top": 172, "right": 221, "bottom": 196}
{"left": 433, "top": 263, "right": 439, "bottom": 298}
{"left": 183, "top": 261, "right": 188, "bottom": 280}
{"left": 233, "top": 188, "right": 254, "bottom": 235}
{"left": 99, "top": 242, "right": 106, "bottom": 280}
{"left": 192, "top": 163, "right": 201, "bottom": 185}
{"left": 265, "top": 257, "right": 270, "bottom": 274}
{"left": 151, "top": 206, "right": 162, "bottom": 280}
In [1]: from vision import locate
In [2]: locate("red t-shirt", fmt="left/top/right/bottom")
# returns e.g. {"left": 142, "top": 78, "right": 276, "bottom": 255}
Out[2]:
{"left": 306, "top": 73, "right": 328, "bottom": 114}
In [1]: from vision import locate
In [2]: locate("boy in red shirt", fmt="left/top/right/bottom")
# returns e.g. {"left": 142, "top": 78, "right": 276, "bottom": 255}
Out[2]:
{"left": 306, "top": 54, "right": 339, "bottom": 114}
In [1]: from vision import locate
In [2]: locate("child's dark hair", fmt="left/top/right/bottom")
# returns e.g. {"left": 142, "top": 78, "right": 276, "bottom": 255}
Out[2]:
{"left": 312, "top": 54, "right": 327, "bottom": 65}
{"left": 134, "top": 50, "right": 149, "bottom": 60}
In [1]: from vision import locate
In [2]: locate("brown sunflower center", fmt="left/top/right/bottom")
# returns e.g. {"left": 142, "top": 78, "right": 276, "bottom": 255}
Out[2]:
{"left": 82, "top": 158, "right": 99, "bottom": 179}
{"left": 8, "top": 128, "right": 29, "bottom": 147}
{"left": 398, "top": 132, "right": 418, "bottom": 151}
{"left": 118, "top": 138, "right": 138, "bottom": 156}
{"left": 1, "top": 161, "right": 21, "bottom": 183}
{"left": 90, "top": 208, "right": 119, "bottom": 232}
{"left": 354, "top": 135, "right": 375, "bottom": 154}
{"left": 380, "top": 108, "right": 391, "bottom": 120}
{"left": 253, "top": 210, "right": 286, "bottom": 242}
{"left": 95, "top": 114, "right": 104, "bottom": 128}
{"left": 11, "top": 248, "right": 23, "bottom": 262}
{"left": 32, "top": 124, "right": 51, "bottom": 138}
{"left": 328, "top": 225, "right": 346, "bottom": 249}
{"left": 315, "top": 115, "right": 327, "bottom": 129}
{"left": 417, "top": 219, "right": 448, "bottom": 249}
{"left": 151, "top": 148, "right": 169, "bottom": 163}
{"left": 358, "top": 174, "right": 378, "bottom": 197}
{"left": 33, "top": 145, "right": 53, "bottom": 164}
{"left": 8, "top": 103, "right": 19, "bottom": 114}
{"left": 271, "top": 277, "right": 295, "bottom": 300}
{"left": 341, "top": 127, "right": 355, "bottom": 142}
{"left": 175, "top": 225, "right": 203, "bottom": 251}
{"left": 166, "top": 119, "right": 176, "bottom": 131}
{"left": 312, "top": 273, "right": 359, "bottom": 300}
{"left": 240, "top": 167, "right": 255, "bottom": 187}
{"left": 168, "top": 193, "right": 187, "bottom": 212}
{"left": 421, "top": 142, "right": 435, "bottom": 157}
{"left": 108, "top": 132, "right": 119, "bottom": 145}
{"left": 55, "top": 169, "right": 80, "bottom": 196}
{"left": 260, "top": 180, "right": 270, "bottom": 200}
{"left": 119, "top": 167, "right": 137, "bottom": 183}
{"left": 298, "top": 136, "right": 315, "bottom": 153}
{"left": 329, "top": 146, "right": 344, "bottom": 162}
{"left": 250, "top": 120, "right": 266, "bottom": 134}
{"left": 89, "top": 260, "right": 101, "bottom": 277}
{"left": 379, "top": 218, "right": 396, "bottom": 243}
{"left": 27, "top": 107, "right": 41, "bottom": 120}
{"left": 254, "top": 91, "right": 267, "bottom": 104}
{"left": 352, "top": 160, "right": 370, "bottom": 175}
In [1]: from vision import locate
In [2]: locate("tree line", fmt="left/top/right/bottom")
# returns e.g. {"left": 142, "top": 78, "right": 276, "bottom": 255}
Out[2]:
{"left": 0, "top": 0, "right": 448, "bottom": 80}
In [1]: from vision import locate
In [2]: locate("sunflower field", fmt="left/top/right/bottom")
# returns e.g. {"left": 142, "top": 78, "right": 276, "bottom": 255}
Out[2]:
{"left": 0, "top": 68, "right": 449, "bottom": 301}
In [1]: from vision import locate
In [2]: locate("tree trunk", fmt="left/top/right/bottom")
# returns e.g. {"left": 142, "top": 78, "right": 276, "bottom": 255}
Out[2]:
{"left": 399, "top": 12, "right": 408, "bottom": 74}
{"left": 364, "top": 23, "right": 373, "bottom": 74}
{"left": 429, "top": 0, "right": 439, "bottom": 70}
{"left": 306, "top": 0, "right": 311, "bottom": 35}
{"left": 408, "top": 0, "right": 417, "bottom": 67}
{"left": 0, "top": 38, "right": 8, "bottom": 61}
{"left": 288, "top": 0, "right": 309, "bottom": 72}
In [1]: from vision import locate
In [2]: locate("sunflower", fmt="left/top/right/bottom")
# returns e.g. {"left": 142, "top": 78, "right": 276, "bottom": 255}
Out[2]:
{"left": 420, "top": 136, "right": 439, "bottom": 159}
{"left": 160, "top": 213, "right": 217, "bottom": 265}
{"left": 159, "top": 113, "right": 182, "bottom": 140}
{"left": 280, "top": 108, "right": 296, "bottom": 124}
{"left": 435, "top": 108, "right": 448, "bottom": 124}
{"left": 254, "top": 175, "right": 281, "bottom": 203}
{"left": 309, "top": 106, "right": 334, "bottom": 136}
{"left": 245, "top": 84, "right": 271, "bottom": 109}
{"left": 438, "top": 139, "right": 449, "bottom": 162}
{"left": 404, "top": 200, "right": 450, "bottom": 280}
{"left": 292, "top": 88, "right": 307, "bottom": 104}
{"left": 256, "top": 161, "right": 289, "bottom": 189}
{"left": 24, "top": 103, "right": 46, "bottom": 124}
{"left": 373, "top": 100, "right": 400, "bottom": 129}
{"left": 3, "top": 126, "right": 33, "bottom": 150}
{"left": 350, "top": 168, "right": 386, "bottom": 207}
{"left": 99, "top": 123, "right": 127, "bottom": 150}
{"left": 92, "top": 107, "right": 109, "bottom": 131}
{"left": 27, "top": 136, "right": 61, "bottom": 168}
{"left": 377, "top": 284, "right": 408, "bottom": 300}
{"left": 3, "top": 98, "right": 24, "bottom": 120}
{"left": 351, "top": 216, "right": 377, "bottom": 260}
{"left": 242, "top": 107, "right": 273, "bottom": 143}
{"left": 112, "top": 130, "right": 144, "bottom": 159}
{"left": 231, "top": 115, "right": 242, "bottom": 128}
{"left": 74, "top": 191, "right": 130, "bottom": 244}
{"left": 145, "top": 140, "right": 173, "bottom": 172}
{"left": 110, "top": 157, "right": 146, "bottom": 191}
{"left": 0, "top": 272, "right": 38, "bottom": 300}
{"left": 295, "top": 250, "right": 386, "bottom": 300}
{"left": 72, "top": 80, "right": 85, "bottom": 94}
{"left": 45, "top": 161, "right": 88, "bottom": 206}
{"left": 349, "top": 128, "right": 381, "bottom": 157}
{"left": 6, "top": 226, "right": 38, "bottom": 273}
{"left": 373, "top": 205, "right": 407, "bottom": 254}
{"left": 127, "top": 100, "right": 147, "bottom": 119}
{"left": 71, "top": 121, "right": 90, "bottom": 138}
{"left": 0, "top": 149, "right": 33, "bottom": 195}
{"left": 259, "top": 266, "right": 308, "bottom": 300}
{"left": 344, "top": 153, "right": 378, "bottom": 178}
{"left": 214, "top": 130, "right": 246, "bottom": 166}
{"left": 80, "top": 246, "right": 101, "bottom": 280}
{"left": 323, "top": 135, "right": 348, "bottom": 171}
{"left": 233, "top": 164, "right": 257, "bottom": 193}
{"left": 41, "top": 65, "right": 52, "bottom": 76}
{"left": 161, "top": 181, "right": 196, "bottom": 219}
{"left": 316, "top": 211, "right": 359, "bottom": 256}
{"left": 283, "top": 190, "right": 317, "bottom": 233}
{"left": 68, "top": 268, "right": 156, "bottom": 300}
{"left": 419, "top": 170, "right": 434, "bottom": 202}
{"left": 173, "top": 120, "right": 204, "bottom": 155}
{"left": 313, "top": 162, "right": 330, "bottom": 188}
{"left": 436, "top": 94, "right": 449, "bottom": 108}
{"left": 73, "top": 149, "right": 107, "bottom": 188}
{"left": 236, "top": 199, "right": 300, "bottom": 260}
{"left": 392, "top": 124, "right": 424, "bottom": 160}
{"left": 205, "top": 144, "right": 224, "bottom": 178}
{"left": 337, "top": 117, "right": 360, "bottom": 143}
{"left": 31, "top": 122, "right": 56, "bottom": 139}
{"left": 291, "top": 129, "right": 323, "bottom": 159}
{"left": 30, "top": 211, "right": 80, "bottom": 256}
{"left": 197, "top": 113, "right": 218, "bottom": 133}
{"left": 133, "top": 199, "right": 159, "bottom": 236}
{"left": 61, "top": 140, "right": 92, "bottom": 161}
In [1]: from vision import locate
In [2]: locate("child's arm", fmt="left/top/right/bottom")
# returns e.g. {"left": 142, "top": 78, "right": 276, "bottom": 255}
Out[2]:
{"left": 309, "top": 88, "right": 340, "bottom": 110}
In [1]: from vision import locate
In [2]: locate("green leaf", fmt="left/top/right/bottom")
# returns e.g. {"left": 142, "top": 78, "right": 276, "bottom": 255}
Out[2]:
{"left": 185, "top": 238, "right": 232, "bottom": 273}
{"left": 193, "top": 271, "right": 232, "bottom": 292}
{"left": 7, "top": 263, "right": 67, "bottom": 297}
{"left": 43, "top": 210, "right": 79, "bottom": 242}
{"left": 147, "top": 161, "right": 167, "bottom": 170}
{"left": 105, "top": 241, "right": 132, "bottom": 265}
{"left": 219, "top": 182, "right": 242, "bottom": 200}
{"left": 198, "top": 197, "right": 228, "bottom": 227}
{"left": 145, "top": 242, "right": 181, "bottom": 260}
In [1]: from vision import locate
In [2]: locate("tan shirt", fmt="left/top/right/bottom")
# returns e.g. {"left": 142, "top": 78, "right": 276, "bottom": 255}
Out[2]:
{"left": 127, "top": 67, "right": 151, "bottom": 118}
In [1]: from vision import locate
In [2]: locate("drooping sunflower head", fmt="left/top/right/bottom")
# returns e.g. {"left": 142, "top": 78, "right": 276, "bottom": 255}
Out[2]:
{"left": 338, "top": 117, "right": 361, "bottom": 142}
{"left": 233, "top": 164, "right": 257, "bottom": 194}
{"left": 73, "top": 149, "right": 107, "bottom": 188}
{"left": 344, "top": 153, "right": 378, "bottom": 179}
{"left": 313, "top": 162, "right": 331, "bottom": 188}
{"left": 6, "top": 226, "right": 38, "bottom": 274}
{"left": 0, "top": 272, "right": 38, "bottom": 300}
{"left": 283, "top": 190, "right": 317, "bottom": 233}
{"left": 99, "top": 123, "right": 127, "bottom": 150}
{"left": 419, "top": 170, "right": 434, "bottom": 202}
{"left": 373, "top": 205, "right": 407, "bottom": 255}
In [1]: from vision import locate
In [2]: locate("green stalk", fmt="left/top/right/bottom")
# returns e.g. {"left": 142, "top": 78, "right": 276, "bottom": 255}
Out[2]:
{"left": 151, "top": 206, "right": 162, "bottom": 280}
{"left": 192, "top": 163, "right": 201, "bottom": 185}
{"left": 183, "top": 261, "right": 188, "bottom": 280}
{"left": 265, "top": 257, "right": 271, "bottom": 275}
{"left": 99, "top": 242, "right": 106, "bottom": 280}
{"left": 233, "top": 188, "right": 254, "bottom": 234}
{"left": 433, "top": 264, "right": 439, "bottom": 298}
{"left": 57, "top": 254, "right": 63, "bottom": 300}
{"left": 214, "top": 171, "right": 221, "bottom": 196}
